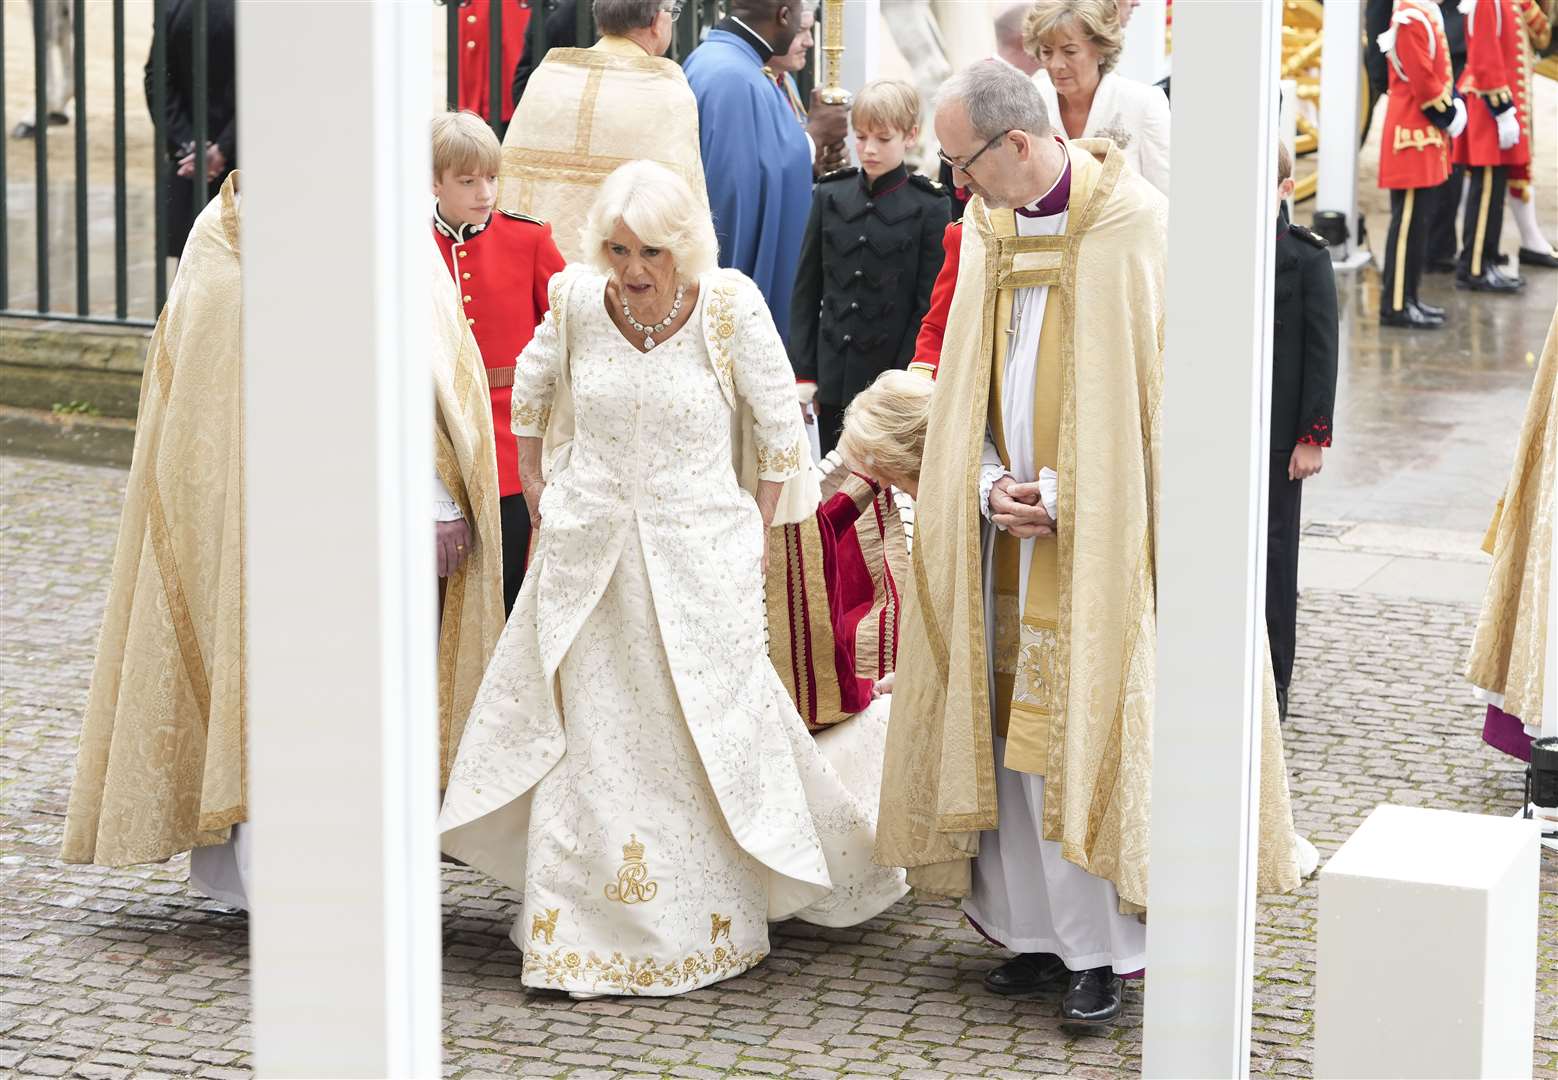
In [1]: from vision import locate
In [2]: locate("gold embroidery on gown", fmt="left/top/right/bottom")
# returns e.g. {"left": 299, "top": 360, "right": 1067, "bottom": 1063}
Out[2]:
{"left": 604, "top": 835, "right": 659, "bottom": 904}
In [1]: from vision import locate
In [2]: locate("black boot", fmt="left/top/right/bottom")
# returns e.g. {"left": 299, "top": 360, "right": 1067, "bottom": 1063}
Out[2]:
{"left": 1277, "top": 685, "right": 1289, "bottom": 722}
{"left": 1060, "top": 966, "right": 1123, "bottom": 1026}
{"left": 1410, "top": 298, "right": 1445, "bottom": 320}
{"left": 983, "top": 952, "right": 1067, "bottom": 996}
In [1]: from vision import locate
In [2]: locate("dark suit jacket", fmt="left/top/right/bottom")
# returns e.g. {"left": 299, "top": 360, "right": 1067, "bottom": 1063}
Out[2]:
{"left": 1272, "top": 209, "right": 1339, "bottom": 452}
{"left": 788, "top": 165, "right": 949, "bottom": 407}
{"left": 511, "top": 0, "right": 578, "bottom": 105}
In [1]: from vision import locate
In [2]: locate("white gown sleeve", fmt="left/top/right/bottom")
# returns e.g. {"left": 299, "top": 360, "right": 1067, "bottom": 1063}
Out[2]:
{"left": 511, "top": 273, "right": 567, "bottom": 438}
{"left": 731, "top": 278, "right": 808, "bottom": 482}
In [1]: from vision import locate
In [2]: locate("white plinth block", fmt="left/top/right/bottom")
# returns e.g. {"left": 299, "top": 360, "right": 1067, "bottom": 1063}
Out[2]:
{"left": 1316, "top": 804, "right": 1540, "bottom": 1079}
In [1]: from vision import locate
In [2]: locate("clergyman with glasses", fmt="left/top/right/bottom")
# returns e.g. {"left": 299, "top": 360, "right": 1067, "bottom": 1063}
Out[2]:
{"left": 497, "top": 0, "right": 709, "bottom": 264}
{"left": 875, "top": 59, "right": 1308, "bottom": 1028}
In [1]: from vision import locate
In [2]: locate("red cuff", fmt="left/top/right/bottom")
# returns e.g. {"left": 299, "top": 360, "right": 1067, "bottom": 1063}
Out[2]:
{"left": 1297, "top": 416, "right": 1332, "bottom": 448}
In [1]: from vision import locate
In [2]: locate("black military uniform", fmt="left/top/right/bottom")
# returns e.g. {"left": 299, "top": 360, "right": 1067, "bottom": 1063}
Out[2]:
{"left": 1269, "top": 208, "right": 1339, "bottom": 721}
{"left": 789, "top": 163, "right": 950, "bottom": 453}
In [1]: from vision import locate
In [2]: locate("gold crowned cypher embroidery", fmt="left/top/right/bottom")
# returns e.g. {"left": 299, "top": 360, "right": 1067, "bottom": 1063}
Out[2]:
{"left": 605, "top": 834, "right": 659, "bottom": 904}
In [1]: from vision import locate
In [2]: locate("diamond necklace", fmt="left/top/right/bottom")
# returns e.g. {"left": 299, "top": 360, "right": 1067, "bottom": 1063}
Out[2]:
{"left": 622, "top": 282, "right": 686, "bottom": 350}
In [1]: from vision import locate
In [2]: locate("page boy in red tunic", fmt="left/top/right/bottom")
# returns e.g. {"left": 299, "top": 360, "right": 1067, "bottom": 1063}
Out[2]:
{"left": 432, "top": 111, "right": 565, "bottom": 613}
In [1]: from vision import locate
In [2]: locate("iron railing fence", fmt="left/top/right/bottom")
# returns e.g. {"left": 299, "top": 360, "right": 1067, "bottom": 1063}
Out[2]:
{"left": 0, "top": 0, "right": 811, "bottom": 330}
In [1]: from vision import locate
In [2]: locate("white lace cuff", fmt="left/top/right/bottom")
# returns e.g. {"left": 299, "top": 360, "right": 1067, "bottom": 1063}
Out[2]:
{"left": 979, "top": 463, "right": 1013, "bottom": 526}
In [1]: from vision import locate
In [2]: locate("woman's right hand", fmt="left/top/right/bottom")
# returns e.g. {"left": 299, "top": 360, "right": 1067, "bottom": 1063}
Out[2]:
{"left": 522, "top": 477, "right": 545, "bottom": 530}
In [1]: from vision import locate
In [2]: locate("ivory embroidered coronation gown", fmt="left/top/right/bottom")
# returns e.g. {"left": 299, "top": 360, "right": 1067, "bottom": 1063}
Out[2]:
{"left": 438, "top": 266, "right": 906, "bottom": 996}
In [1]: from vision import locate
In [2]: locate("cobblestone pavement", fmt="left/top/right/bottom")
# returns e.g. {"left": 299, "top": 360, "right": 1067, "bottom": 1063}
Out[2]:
{"left": 0, "top": 454, "right": 1551, "bottom": 1079}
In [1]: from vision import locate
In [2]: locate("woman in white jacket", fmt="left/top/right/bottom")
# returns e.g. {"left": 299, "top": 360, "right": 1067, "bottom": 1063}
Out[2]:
{"left": 1026, "top": 0, "right": 1171, "bottom": 195}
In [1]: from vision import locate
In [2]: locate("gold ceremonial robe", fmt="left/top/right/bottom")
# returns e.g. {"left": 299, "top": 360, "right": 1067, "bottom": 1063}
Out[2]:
{"left": 432, "top": 244, "right": 506, "bottom": 788}
{"left": 63, "top": 176, "right": 247, "bottom": 867}
{"left": 877, "top": 141, "right": 1302, "bottom": 910}
{"left": 1467, "top": 306, "right": 1557, "bottom": 720}
{"left": 498, "top": 35, "right": 708, "bottom": 263}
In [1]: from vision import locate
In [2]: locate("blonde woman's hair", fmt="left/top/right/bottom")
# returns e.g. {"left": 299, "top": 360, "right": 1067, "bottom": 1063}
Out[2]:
{"left": 1023, "top": 0, "right": 1125, "bottom": 77}
{"left": 431, "top": 111, "right": 501, "bottom": 179}
{"left": 581, "top": 160, "right": 719, "bottom": 282}
{"left": 837, "top": 370, "right": 935, "bottom": 487}
{"left": 851, "top": 79, "right": 921, "bottom": 137}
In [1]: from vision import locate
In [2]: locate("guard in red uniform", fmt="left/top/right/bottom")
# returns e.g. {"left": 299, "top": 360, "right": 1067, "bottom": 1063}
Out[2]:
{"left": 1453, "top": 0, "right": 1529, "bottom": 291}
{"left": 1377, "top": 0, "right": 1467, "bottom": 328}
{"left": 432, "top": 111, "right": 566, "bottom": 613}
{"left": 456, "top": 0, "right": 533, "bottom": 129}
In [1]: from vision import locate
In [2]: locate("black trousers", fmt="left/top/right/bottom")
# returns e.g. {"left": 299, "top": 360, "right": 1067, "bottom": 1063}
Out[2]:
{"left": 815, "top": 401, "right": 846, "bottom": 458}
{"left": 1265, "top": 451, "right": 1303, "bottom": 695}
{"left": 1459, "top": 164, "right": 1509, "bottom": 276}
{"left": 498, "top": 492, "right": 533, "bottom": 616}
{"left": 1381, "top": 187, "right": 1430, "bottom": 314}
{"left": 1426, "top": 164, "right": 1465, "bottom": 265}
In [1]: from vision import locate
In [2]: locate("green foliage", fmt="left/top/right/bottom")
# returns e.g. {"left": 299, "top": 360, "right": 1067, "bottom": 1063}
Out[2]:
{"left": 51, "top": 400, "right": 101, "bottom": 417}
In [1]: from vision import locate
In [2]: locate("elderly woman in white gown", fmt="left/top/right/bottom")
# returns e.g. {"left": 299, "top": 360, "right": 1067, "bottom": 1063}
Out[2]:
{"left": 1027, "top": 0, "right": 1170, "bottom": 195}
{"left": 438, "top": 160, "right": 906, "bottom": 998}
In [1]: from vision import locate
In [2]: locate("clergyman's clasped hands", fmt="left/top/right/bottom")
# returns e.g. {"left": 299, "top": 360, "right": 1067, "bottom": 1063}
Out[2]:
{"left": 990, "top": 474, "right": 1056, "bottom": 538}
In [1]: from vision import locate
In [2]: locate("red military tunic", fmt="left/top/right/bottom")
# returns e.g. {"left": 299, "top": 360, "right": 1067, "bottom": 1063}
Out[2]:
{"left": 434, "top": 207, "right": 565, "bottom": 497}
{"left": 1507, "top": 0, "right": 1551, "bottom": 195}
{"left": 456, "top": 0, "right": 532, "bottom": 124}
{"left": 1378, "top": 0, "right": 1457, "bottom": 189}
{"left": 910, "top": 219, "right": 962, "bottom": 378}
{"left": 1454, "top": 0, "right": 1531, "bottom": 168}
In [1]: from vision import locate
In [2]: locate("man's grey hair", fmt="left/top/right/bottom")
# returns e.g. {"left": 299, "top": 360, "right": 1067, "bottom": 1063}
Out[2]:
{"left": 593, "top": 0, "right": 663, "bottom": 36}
{"left": 993, "top": 2, "right": 1030, "bottom": 45}
{"left": 933, "top": 59, "right": 1052, "bottom": 141}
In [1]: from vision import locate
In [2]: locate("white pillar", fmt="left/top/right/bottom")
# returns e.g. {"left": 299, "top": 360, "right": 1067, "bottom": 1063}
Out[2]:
{"left": 238, "top": 2, "right": 440, "bottom": 1076}
{"left": 1545, "top": 486, "right": 1556, "bottom": 738}
{"left": 1143, "top": 0, "right": 1281, "bottom": 1075}
{"left": 841, "top": 0, "right": 882, "bottom": 95}
{"left": 1316, "top": 0, "right": 1370, "bottom": 268}
{"left": 1117, "top": 1, "right": 1169, "bottom": 86}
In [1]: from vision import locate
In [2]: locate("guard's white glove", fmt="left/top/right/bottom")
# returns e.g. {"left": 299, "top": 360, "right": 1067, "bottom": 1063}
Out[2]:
{"left": 1447, "top": 96, "right": 1468, "bottom": 139}
{"left": 1495, "top": 107, "right": 1520, "bottom": 149}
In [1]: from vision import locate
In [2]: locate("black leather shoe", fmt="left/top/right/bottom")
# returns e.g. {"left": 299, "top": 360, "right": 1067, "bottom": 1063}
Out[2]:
{"left": 983, "top": 952, "right": 1068, "bottom": 996}
{"left": 1455, "top": 267, "right": 1522, "bottom": 292}
{"left": 1060, "top": 966, "right": 1123, "bottom": 1026}
{"left": 1489, "top": 264, "right": 1526, "bottom": 289}
{"left": 1519, "top": 246, "right": 1558, "bottom": 269}
{"left": 1380, "top": 304, "right": 1443, "bottom": 329}
{"left": 1410, "top": 298, "right": 1445, "bottom": 320}
{"left": 1276, "top": 685, "right": 1289, "bottom": 722}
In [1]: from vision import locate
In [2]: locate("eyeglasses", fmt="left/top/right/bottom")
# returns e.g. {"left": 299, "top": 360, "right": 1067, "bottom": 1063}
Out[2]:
{"left": 936, "top": 129, "right": 1009, "bottom": 175}
{"left": 664, "top": 1, "right": 685, "bottom": 17}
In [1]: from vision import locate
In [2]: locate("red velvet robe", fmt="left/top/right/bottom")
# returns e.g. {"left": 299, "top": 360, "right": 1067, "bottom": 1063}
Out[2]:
{"left": 911, "top": 220, "right": 961, "bottom": 377}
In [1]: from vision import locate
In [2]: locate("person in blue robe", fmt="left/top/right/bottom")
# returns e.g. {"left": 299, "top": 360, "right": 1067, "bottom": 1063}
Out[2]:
{"left": 684, "top": 1, "right": 843, "bottom": 344}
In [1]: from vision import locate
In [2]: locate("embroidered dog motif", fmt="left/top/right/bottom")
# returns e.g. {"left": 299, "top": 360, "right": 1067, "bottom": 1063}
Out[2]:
{"left": 530, "top": 907, "right": 560, "bottom": 944}
{"left": 710, "top": 912, "right": 732, "bottom": 944}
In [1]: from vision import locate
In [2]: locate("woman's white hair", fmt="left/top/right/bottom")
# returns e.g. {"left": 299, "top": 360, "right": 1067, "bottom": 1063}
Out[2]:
{"left": 581, "top": 160, "right": 718, "bottom": 282}
{"left": 837, "top": 369, "right": 935, "bottom": 487}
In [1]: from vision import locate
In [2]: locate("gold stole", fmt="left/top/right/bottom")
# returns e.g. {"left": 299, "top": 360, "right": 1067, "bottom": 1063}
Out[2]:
{"left": 987, "top": 210, "right": 1066, "bottom": 775}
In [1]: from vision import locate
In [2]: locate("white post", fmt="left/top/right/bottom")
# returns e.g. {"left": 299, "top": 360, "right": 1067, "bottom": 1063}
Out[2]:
{"left": 1117, "top": 0, "right": 1169, "bottom": 86}
{"left": 1316, "top": 0, "right": 1371, "bottom": 269}
{"left": 1144, "top": 0, "right": 1281, "bottom": 1075}
{"left": 239, "top": 2, "right": 440, "bottom": 1077}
